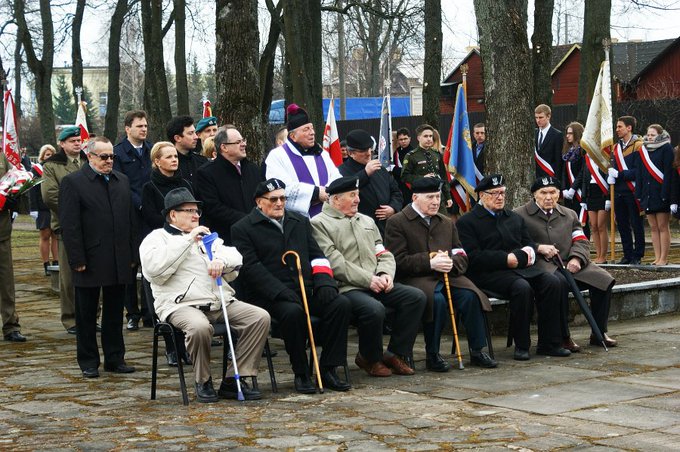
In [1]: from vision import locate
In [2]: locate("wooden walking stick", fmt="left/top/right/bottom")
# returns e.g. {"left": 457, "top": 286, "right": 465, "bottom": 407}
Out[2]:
{"left": 430, "top": 252, "right": 464, "bottom": 369}
{"left": 282, "top": 250, "right": 324, "bottom": 393}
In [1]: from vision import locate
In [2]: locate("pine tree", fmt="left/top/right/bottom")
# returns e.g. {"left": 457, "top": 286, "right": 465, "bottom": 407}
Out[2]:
{"left": 53, "top": 74, "right": 74, "bottom": 125}
{"left": 81, "top": 85, "right": 99, "bottom": 135}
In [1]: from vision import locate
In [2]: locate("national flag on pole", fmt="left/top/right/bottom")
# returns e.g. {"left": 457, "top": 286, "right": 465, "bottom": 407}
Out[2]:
{"left": 75, "top": 100, "right": 90, "bottom": 144}
{"left": 377, "top": 95, "right": 393, "bottom": 168}
{"left": 202, "top": 99, "right": 212, "bottom": 118}
{"left": 444, "top": 84, "right": 476, "bottom": 211}
{"left": 2, "top": 90, "right": 23, "bottom": 170}
{"left": 322, "top": 97, "right": 343, "bottom": 166}
{"left": 580, "top": 59, "right": 613, "bottom": 173}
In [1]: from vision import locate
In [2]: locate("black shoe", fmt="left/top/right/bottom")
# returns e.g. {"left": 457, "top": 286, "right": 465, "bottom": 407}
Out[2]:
{"left": 294, "top": 374, "right": 317, "bottom": 394}
{"left": 263, "top": 349, "right": 278, "bottom": 358}
{"left": 211, "top": 338, "right": 222, "bottom": 347}
{"left": 82, "top": 367, "right": 99, "bottom": 378}
{"left": 218, "top": 377, "right": 262, "bottom": 400}
{"left": 535, "top": 346, "right": 571, "bottom": 357}
{"left": 104, "top": 362, "right": 136, "bottom": 373}
{"left": 182, "top": 352, "right": 193, "bottom": 365}
{"left": 44, "top": 262, "right": 50, "bottom": 276}
{"left": 142, "top": 319, "right": 154, "bottom": 328}
{"left": 96, "top": 324, "right": 102, "bottom": 332}
{"left": 166, "top": 351, "right": 178, "bottom": 367}
{"left": 321, "top": 368, "right": 351, "bottom": 391}
{"left": 630, "top": 259, "right": 641, "bottom": 265}
{"left": 66, "top": 326, "right": 77, "bottom": 335}
{"left": 126, "top": 318, "right": 139, "bottom": 331}
{"left": 470, "top": 351, "right": 498, "bottom": 368}
{"left": 195, "top": 377, "right": 219, "bottom": 403}
{"left": 513, "top": 347, "right": 530, "bottom": 361}
{"left": 616, "top": 258, "right": 631, "bottom": 265}
{"left": 4, "top": 331, "right": 26, "bottom": 342}
{"left": 425, "top": 353, "right": 451, "bottom": 372}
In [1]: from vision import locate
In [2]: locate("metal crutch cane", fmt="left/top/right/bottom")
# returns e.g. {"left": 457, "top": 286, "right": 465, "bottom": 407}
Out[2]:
{"left": 282, "top": 250, "right": 324, "bottom": 393}
{"left": 202, "top": 232, "right": 245, "bottom": 401}
{"left": 430, "top": 251, "right": 464, "bottom": 369}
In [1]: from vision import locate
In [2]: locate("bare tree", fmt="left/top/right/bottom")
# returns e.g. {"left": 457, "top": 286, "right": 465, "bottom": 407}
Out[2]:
{"left": 473, "top": 0, "right": 535, "bottom": 207}
{"left": 531, "top": 0, "right": 554, "bottom": 106}
{"left": 174, "top": 0, "right": 189, "bottom": 115}
{"left": 577, "top": 0, "right": 610, "bottom": 122}
{"left": 422, "top": 0, "right": 442, "bottom": 129}
{"left": 258, "top": 0, "right": 284, "bottom": 123}
{"left": 104, "top": 0, "right": 129, "bottom": 142}
{"left": 71, "top": 0, "right": 85, "bottom": 105}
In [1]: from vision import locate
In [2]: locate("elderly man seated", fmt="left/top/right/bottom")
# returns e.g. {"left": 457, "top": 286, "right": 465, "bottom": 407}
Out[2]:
{"left": 140, "top": 187, "right": 270, "bottom": 403}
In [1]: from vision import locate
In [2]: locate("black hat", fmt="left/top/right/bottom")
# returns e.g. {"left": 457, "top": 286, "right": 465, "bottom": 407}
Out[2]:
{"left": 286, "top": 103, "right": 310, "bottom": 131}
{"left": 475, "top": 174, "right": 505, "bottom": 193}
{"left": 411, "top": 177, "right": 442, "bottom": 194}
{"left": 163, "top": 187, "right": 202, "bottom": 216}
{"left": 345, "top": 129, "right": 374, "bottom": 150}
{"left": 254, "top": 178, "right": 286, "bottom": 198}
{"left": 530, "top": 176, "right": 561, "bottom": 193}
{"left": 326, "top": 176, "right": 359, "bottom": 195}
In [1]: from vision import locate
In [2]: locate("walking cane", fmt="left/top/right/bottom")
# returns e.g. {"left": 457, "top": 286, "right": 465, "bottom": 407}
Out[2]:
{"left": 430, "top": 252, "right": 464, "bottom": 370}
{"left": 282, "top": 250, "right": 324, "bottom": 393}
{"left": 202, "top": 232, "right": 245, "bottom": 401}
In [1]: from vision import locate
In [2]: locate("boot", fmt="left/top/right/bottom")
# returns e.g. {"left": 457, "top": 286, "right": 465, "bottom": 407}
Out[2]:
{"left": 44, "top": 262, "right": 50, "bottom": 276}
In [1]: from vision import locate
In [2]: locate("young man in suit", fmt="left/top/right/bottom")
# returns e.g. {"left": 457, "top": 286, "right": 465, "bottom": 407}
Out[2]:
{"left": 534, "top": 104, "right": 564, "bottom": 181}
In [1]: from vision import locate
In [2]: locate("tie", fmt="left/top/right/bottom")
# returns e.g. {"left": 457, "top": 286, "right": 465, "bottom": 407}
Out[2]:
{"left": 135, "top": 146, "right": 143, "bottom": 157}
{"left": 538, "top": 131, "right": 544, "bottom": 148}
{"left": 73, "top": 158, "right": 79, "bottom": 167}
{"left": 546, "top": 210, "right": 552, "bottom": 219}
{"left": 235, "top": 163, "right": 241, "bottom": 175}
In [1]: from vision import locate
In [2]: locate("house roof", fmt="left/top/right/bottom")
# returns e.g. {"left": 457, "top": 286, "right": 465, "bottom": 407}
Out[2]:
{"left": 614, "top": 36, "right": 678, "bottom": 83}
{"left": 550, "top": 44, "right": 581, "bottom": 75}
{"left": 442, "top": 48, "right": 480, "bottom": 83}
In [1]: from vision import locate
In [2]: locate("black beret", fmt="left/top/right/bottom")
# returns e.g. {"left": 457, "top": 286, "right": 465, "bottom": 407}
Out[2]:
{"left": 530, "top": 176, "right": 561, "bottom": 193}
{"left": 286, "top": 103, "right": 310, "bottom": 131}
{"left": 254, "top": 178, "right": 286, "bottom": 198}
{"left": 326, "top": 176, "right": 359, "bottom": 195}
{"left": 345, "top": 129, "right": 374, "bottom": 150}
{"left": 475, "top": 174, "right": 505, "bottom": 193}
{"left": 411, "top": 177, "right": 442, "bottom": 194}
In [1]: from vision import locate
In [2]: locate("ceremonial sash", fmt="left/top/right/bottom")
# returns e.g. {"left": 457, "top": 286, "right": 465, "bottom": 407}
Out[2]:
{"left": 474, "top": 165, "right": 483, "bottom": 184}
{"left": 639, "top": 145, "right": 664, "bottom": 184}
{"left": 534, "top": 149, "right": 555, "bottom": 177}
{"left": 451, "top": 184, "right": 468, "bottom": 213}
{"left": 282, "top": 142, "right": 329, "bottom": 217}
{"left": 578, "top": 206, "right": 588, "bottom": 226}
{"left": 613, "top": 143, "right": 637, "bottom": 195}
{"left": 585, "top": 155, "right": 608, "bottom": 195}
{"left": 565, "top": 161, "right": 582, "bottom": 202}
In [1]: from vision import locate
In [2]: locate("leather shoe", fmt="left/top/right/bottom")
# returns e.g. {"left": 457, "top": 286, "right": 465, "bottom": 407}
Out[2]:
{"left": 66, "top": 326, "right": 77, "bottom": 335}
{"left": 127, "top": 318, "right": 139, "bottom": 331}
{"left": 355, "top": 353, "right": 391, "bottom": 377}
{"left": 513, "top": 347, "right": 530, "bottom": 361}
{"left": 294, "top": 374, "right": 317, "bottom": 394}
{"left": 470, "top": 351, "right": 498, "bottom": 368}
{"left": 617, "top": 258, "right": 631, "bottom": 265}
{"left": 104, "top": 363, "right": 136, "bottom": 373}
{"left": 182, "top": 352, "right": 193, "bottom": 365}
{"left": 4, "top": 331, "right": 26, "bottom": 342}
{"left": 195, "top": 377, "right": 219, "bottom": 403}
{"left": 382, "top": 353, "right": 415, "bottom": 375}
{"left": 96, "top": 323, "right": 102, "bottom": 332}
{"left": 211, "top": 338, "right": 222, "bottom": 347}
{"left": 630, "top": 259, "right": 641, "bottom": 265}
{"left": 590, "top": 333, "right": 617, "bottom": 347}
{"left": 82, "top": 367, "right": 99, "bottom": 378}
{"left": 166, "top": 351, "right": 178, "bottom": 367}
{"left": 321, "top": 368, "right": 351, "bottom": 391}
{"left": 562, "top": 337, "right": 581, "bottom": 353}
{"left": 425, "top": 353, "right": 451, "bottom": 372}
{"left": 219, "top": 377, "right": 262, "bottom": 400}
{"left": 536, "top": 346, "right": 571, "bottom": 357}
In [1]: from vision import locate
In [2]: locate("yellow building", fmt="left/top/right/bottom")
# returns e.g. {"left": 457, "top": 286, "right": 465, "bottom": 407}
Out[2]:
{"left": 51, "top": 65, "right": 109, "bottom": 119}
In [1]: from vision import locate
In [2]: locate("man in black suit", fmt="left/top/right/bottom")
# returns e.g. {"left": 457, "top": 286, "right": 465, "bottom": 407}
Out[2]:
{"left": 393, "top": 127, "right": 414, "bottom": 206}
{"left": 472, "top": 122, "right": 486, "bottom": 177}
{"left": 60, "top": 136, "right": 137, "bottom": 378}
{"left": 166, "top": 116, "right": 207, "bottom": 189}
{"left": 534, "top": 104, "right": 564, "bottom": 182}
{"left": 196, "top": 125, "right": 263, "bottom": 245}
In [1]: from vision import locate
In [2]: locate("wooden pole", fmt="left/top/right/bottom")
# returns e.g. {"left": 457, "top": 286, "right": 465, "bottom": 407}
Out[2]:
{"left": 602, "top": 39, "right": 616, "bottom": 263}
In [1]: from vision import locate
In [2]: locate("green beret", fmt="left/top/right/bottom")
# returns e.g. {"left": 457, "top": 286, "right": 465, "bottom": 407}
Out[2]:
{"left": 196, "top": 116, "right": 217, "bottom": 133}
{"left": 58, "top": 126, "right": 81, "bottom": 142}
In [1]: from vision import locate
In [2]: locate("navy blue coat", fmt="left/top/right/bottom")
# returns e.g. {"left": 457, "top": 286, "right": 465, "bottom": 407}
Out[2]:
{"left": 113, "top": 137, "right": 153, "bottom": 211}
{"left": 636, "top": 143, "right": 674, "bottom": 211}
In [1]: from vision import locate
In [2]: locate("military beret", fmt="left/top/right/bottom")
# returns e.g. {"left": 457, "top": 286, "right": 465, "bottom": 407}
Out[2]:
{"left": 195, "top": 116, "right": 217, "bottom": 133}
{"left": 286, "top": 103, "right": 311, "bottom": 131}
{"left": 58, "top": 126, "right": 81, "bottom": 142}
{"left": 411, "top": 177, "right": 442, "bottom": 194}
{"left": 345, "top": 129, "right": 374, "bottom": 150}
{"left": 326, "top": 176, "right": 359, "bottom": 195}
{"left": 530, "top": 176, "right": 561, "bottom": 193}
{"left": 475, "top": 174, "right": 505, "bottom": 193}
{"left": 254, "top": 178, "right": 286, "bottom": 198}
{"left": 163, "top": 187, "right": 202, "bottom": 216}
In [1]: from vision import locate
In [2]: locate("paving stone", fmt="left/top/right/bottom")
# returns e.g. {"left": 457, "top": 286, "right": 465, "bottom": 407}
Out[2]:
{"left": 566, "top": 403, "right": 680, "bottom": 429}
{"left": 361, "top": 424, "right": 411, "bottom": 436}
{"left": 595, "top": 432, "right": 680, "bottom": 451}
{"left": 399, "top": 417, "right": 442, "bottom": 429}
{"left": 514, "top": 433, "right": 588, "bottom": 450}
{"left": 255, "top": 435, "right": 325, "bottom": 448}
{"left": 631, "top": 393, "right": 680, "bottom": 412}
{"left": 613, "top": 367, "right": 680, "bottom": 390}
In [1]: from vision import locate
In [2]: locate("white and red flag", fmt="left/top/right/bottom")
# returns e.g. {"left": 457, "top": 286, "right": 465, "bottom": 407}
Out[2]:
{"left": 203, "top": 99, "right": 212, "bottom": 118}
{"left": 3, "top": 90, "right": 23, "bottom": 170}
{"left": 322, "top": 97, "right": 343, "bottom": 166}
{"left": 75, "top": 100, "right": 90, "bottom": 143}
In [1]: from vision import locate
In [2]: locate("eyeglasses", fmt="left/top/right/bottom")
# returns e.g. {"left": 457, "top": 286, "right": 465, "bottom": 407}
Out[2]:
{"left": 260, "top": 195, "right": 287, "bottom": 203}
{"left": 91, "top": 153, "right": 116, "bottom": 161}
{"left": 484, "top": 190, "right": 506, "bottom": 199}
{"left": 174, "top": 208, "right": 202, "bottom": 217}
{"left": 225, "top": 139, "right": 247, "bottom": 145}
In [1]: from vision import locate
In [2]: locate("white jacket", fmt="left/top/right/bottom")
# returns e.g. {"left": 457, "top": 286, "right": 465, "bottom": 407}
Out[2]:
{"left": 140, "top": 226, "right": 243, "bottom": 322}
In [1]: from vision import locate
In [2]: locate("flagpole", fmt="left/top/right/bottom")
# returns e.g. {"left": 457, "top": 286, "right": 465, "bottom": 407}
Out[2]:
{"left": 461, "top": 64, "right": 471, "bottom": 212}
{"left": 603, "top": 39, "right": 616, "bottom": 263}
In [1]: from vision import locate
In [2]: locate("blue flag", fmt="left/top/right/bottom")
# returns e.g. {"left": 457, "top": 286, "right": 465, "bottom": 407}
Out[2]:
{"left": 377, "top": 95, "right": 392, "bottom": 168}
{"left": 446, "top": 84, "right": 476, "bottom": 197}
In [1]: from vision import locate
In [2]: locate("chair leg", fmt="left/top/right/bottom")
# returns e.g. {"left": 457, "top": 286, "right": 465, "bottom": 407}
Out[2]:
{"left": 251, "top": 376, "right": 259, "bottom": 391}
{"left": 264, "top": 339, "right": 277, "bottom": 393}
{"left": 169, "top": 332, "right": 189, "bottom": 406}
{"left": 151, "top": 330, "right": 160, "bottom": 400}
{"left": 483, "top": 312, "right": 495, "bottom": 360}
{"left": 343, "top": 360, "right": 351, "bottom": 385}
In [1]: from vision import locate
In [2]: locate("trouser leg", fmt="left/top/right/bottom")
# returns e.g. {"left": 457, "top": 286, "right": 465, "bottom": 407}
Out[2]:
{"left": 168, "top": 307, "right": 214, "bottom": 384}
{"left": 630, "top": 203, "right": 646, "bottom": 260}
{"left": 0, "top": 238, "right": 19, "bottom": 335}
{"left": 310, "top": 293, "right": 351, "bottom": 368}
{"left": 528, "top": 273, "right": 563, "bottom": 348}
{"left": 345, "top": 290, "right": 386, "bottom": 363}
{"left": 75, "top": 286, "right": 101, "bottom": 370}
{"left": 552, "top": 271, "right": 571, "bottom": 339}
{"left": 507, "top": 279, "right": 533, "bottom": 350}
{"left": 614, "top": 193, "right": 633, "bottom": 260}
{"left": 267, "top": 301, "right": 309, "bottom": 375}
{"left": 124, "top": 265, "right": 140, "bottom": 321}
{"left": 58, "top": 236, "right": 76, "bottom": 330}
{"left": 101, "top": 284, "right": 126, "bottom": 367}
{"left": 588, "top": 285, "right": 612, "bottom": 334}
{"left": 424, "top": 282, "right": 449, "bottom": 355}
{"left": 377, "top": 283, "right": 426, "bottom": 357}
{"left": 453, "top": 288, "right": 487, "bottom": 351}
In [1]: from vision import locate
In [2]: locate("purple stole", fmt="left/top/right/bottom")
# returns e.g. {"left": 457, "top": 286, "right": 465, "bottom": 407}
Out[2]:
{"left": 282, "top": 142, "right": 329, "bottom": 216}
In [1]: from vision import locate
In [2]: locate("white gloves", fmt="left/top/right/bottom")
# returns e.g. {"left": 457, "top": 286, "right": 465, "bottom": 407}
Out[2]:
{"left": 580, "top": 203, "right": 587, "bottom": 210}
{"left": 607, "top": 176, "right": 616, "bottom": 185}
{"left": 29, "top": 211, "right": 39, "bottom": 219}
{"left": 671, "top": 204, "right": 678, "bottom": 214}
{"left": 563, "top": 188, "right": 575, "bottom": 200}
{"left": 605, "top": 200, "right": 611, "bottom": 211}
{"left": 608, "top": 168, "right": 619, "bottom": 178}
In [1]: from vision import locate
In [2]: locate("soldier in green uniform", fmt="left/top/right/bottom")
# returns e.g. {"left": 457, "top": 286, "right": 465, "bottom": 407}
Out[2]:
{"left": 400, "top": 124, "right": 453, "bottom": 215}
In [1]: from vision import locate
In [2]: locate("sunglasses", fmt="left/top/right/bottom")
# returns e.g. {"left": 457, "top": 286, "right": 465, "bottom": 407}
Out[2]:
{"left": 261, "top": 195, "right": 287, "bottom": 203}
{"left": 91, "top": 153, "right": 116, "bottom": 161}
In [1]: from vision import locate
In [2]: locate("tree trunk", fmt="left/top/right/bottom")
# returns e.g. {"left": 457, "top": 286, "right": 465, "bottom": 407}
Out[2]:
{"left": 215, "top": 0, "right": 265, "bottom": 162}
{"left": 282, "top": 0, "right": 323, "bottom": 137}
{"left": 104, "top": 0, "right": 128, "bottom": 142}
{"left": 577, "top": 0, "right": 610, "bottom": 123}
{"left": 13, "top": 38, "right": 22, "bottom": 118}
{"left": 258, "top": 0, "right": 283, "bottom": 123}
{"left": 15, "top": 0, "right": 56, "bottom": 146}
{"left": 174, "top": 0, "right": 189, "bottom": 115}
{"left": 141, "top": 0, "right": 172, "bottom": 142}
{"left": 337, "top": 2, "right": 346, "bottom": 120}
{"left": 473, "top": 0, "right": 534, "bottom": 207}
{"left": 531, "top": 0, "right": 554, "bottom": 107}
{"left": 422, "top": 0, "right": 442, "bottom": 129}
{"left": 71, "top": 0, "right": 86, "bottom": 105}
